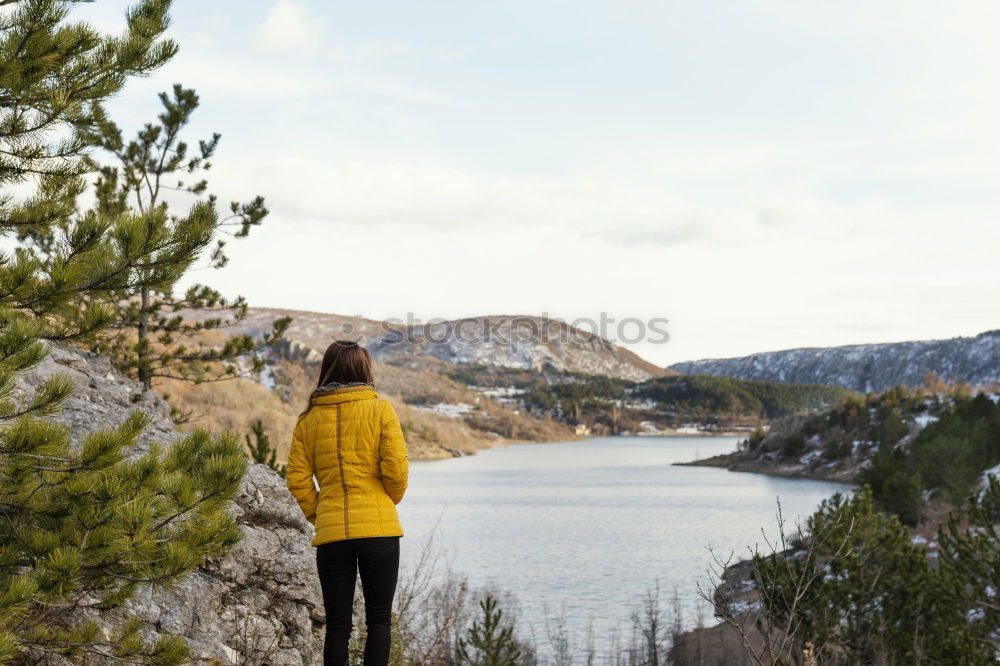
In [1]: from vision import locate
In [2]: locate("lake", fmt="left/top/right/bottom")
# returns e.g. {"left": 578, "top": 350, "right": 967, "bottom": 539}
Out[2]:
{"left": 397, "top": 436, "right": 847, "bottom": 654}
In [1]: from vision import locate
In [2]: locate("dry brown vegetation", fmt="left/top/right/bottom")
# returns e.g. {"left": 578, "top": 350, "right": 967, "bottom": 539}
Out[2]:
{"left": 160, "top": 354, "right": 578, "bottom": 462}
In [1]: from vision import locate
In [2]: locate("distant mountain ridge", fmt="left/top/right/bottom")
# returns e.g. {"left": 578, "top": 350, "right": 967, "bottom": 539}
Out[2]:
{"left": 368, "top": 314, "right": 667, "bottom": 381}
{"left": 669, "top": 330, "right": 1000, "bottom": 393}
{"left": 175, "top": 308, "right": 857, "bottom": 454}
{"left": 240, "top": 309, "right": 668, "bottom": 381}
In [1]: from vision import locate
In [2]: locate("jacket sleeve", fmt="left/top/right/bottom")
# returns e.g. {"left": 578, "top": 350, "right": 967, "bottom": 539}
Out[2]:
{"left": 286, "top": 419, "right": 318, "bottom": 524}
{"left": 379, "top": 401, "right": 409, "bottom": 505}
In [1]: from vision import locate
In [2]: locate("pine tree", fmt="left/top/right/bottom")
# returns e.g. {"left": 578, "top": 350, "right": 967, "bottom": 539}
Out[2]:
{"left": 753, "top": 488, "right": 987, "bottom": 664}
{"left": 455, "top": 595, "right": 522, "bottom": 666}
{"left": 19, "top": 83, "right": 291, "bottom": 398}
{"left": 940, "top": 473, "right": 1000, "bottom": 656}
{"left": 245, "top": 419, "right": 285, "bottom": 477}
{"left": 857, "top": 444, "right": 924, "bottom": 526}
{"left": 0, "top": 1, "right": 247, "bottom": 662}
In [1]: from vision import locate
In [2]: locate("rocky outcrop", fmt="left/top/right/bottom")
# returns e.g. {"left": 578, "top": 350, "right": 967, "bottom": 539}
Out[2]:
{"left": 19, "top": 344, "right": 323, "bottom": 665}
{"left": 687, "top": 412, "right": 868, "bottom": 483}
{"left": 669, "top": 330, "right": 1000, "bottom": 393}
{"left": 124, "top": 464, "right": 322, "bottom": 664}
{"left": 273, "top": 337, "right": 323, "bottom": 365}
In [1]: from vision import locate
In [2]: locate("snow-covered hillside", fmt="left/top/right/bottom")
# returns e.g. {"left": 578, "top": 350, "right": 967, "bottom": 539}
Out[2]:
{"left": 669, "top": 330, "right": 1000, "bottom": 393}
{"left": 367, "top": 315, "right": 665, "bottom": 381}
{"left": 241, "top": 309, "right": 666, "bottom": 381}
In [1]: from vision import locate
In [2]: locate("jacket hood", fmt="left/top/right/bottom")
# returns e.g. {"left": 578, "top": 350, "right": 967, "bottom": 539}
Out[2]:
{"left": 313, "top": 380, "right": 374, "bottom": 394}
{"left": 309, "top": 381, "right": 377, "bottom": 405}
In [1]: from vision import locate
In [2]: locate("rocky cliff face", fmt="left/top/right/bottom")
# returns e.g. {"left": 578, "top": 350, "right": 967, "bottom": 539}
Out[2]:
{"left": 241, "top": 308, "right": 666, "bottom": 381}
{"left": 669, "top": 330, "right": 1000, "bottom": 393}
{"left": 20, "top": 344, "right": 323, "bottom": 665}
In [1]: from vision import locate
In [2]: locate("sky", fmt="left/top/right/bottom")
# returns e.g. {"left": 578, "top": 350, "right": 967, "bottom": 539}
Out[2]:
{"left": 75, "top": 0, "right": 1000, "bottom": 365}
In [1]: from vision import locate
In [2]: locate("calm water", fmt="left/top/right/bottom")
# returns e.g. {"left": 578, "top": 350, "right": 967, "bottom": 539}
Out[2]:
{"left": 397, "top": 436, "right": 847, "bottom": 651}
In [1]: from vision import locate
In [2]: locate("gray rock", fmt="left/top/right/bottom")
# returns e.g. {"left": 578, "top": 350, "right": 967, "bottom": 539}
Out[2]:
{"left": 21, "top": 344, "right": 323, "bottom": 665}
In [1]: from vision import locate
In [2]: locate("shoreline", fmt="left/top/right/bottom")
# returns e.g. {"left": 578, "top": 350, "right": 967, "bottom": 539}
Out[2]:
{"left": 676, "top": 451, "right": 859, "bottom": 485}
{"left": 413, "top": 432, "right": 749, "bottom": 463}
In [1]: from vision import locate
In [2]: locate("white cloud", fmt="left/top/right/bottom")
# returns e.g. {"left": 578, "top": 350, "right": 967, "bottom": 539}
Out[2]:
{"left": 126, "top": 52, "right": 314, "bottom": 99}
{"left": 256, "top": 0, "right": 324, "bottom": 52}
{"left": 212, "top": 157, "right": 904, "bottom": 248}
{"left": 193, "top": 153, "right": 1000, "bottom": 364}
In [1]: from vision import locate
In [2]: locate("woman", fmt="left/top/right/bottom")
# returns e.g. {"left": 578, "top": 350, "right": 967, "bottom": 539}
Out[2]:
{"left": 286, "top": 340, "right": 409, "bottom": 666}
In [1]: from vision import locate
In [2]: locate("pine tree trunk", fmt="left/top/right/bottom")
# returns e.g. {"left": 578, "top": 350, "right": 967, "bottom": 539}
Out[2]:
{"left": 138, "top": 286, "right": 150, "bottom": 390}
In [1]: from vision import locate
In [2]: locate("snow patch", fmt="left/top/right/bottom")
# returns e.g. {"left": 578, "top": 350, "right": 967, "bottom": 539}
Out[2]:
{"left": 981, "top": 463, "right": 1000, "bottom": 487}
{"left": 625, "top": 399, "right": 659, "bottom": 411}
{"left": 477, "top": 386, "right": 525, "bottom": 398}
{"left": 800, "top": 448, "right": 823, "bottom": 465}
{"left": 258, "top": 365, "right": 276, "bottom": 391}
{"left": 726, "top": 599, "right": 762, "bottom": 616}
{"left": 414, "top": 402, "right": 474, "bottom": 419}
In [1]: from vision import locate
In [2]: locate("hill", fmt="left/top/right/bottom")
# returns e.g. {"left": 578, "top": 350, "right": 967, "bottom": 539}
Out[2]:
{"left": 693, "top": 385, "right": 1000, "bottom": 523}
{"left": 444, "top": 365, "right": 856, "bottom": 435}
{"left": 669, "top": 329, "right": 1000, "bottom": 393}
{"left": 240, "top": 308, "right": 669, "bottom": 381}
{"left": 676, "top": 384, "right": 1000, "bottom": 664}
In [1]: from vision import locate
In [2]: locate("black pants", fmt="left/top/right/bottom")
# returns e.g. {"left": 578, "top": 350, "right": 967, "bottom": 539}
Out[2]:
{"left": 316, "top": 536, "right": 400, "bottom": 666}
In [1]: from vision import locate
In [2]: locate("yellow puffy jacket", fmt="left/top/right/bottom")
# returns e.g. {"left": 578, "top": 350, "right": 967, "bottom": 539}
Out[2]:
{"left": 286, "top": 384, "right": 409, "bottom": 546}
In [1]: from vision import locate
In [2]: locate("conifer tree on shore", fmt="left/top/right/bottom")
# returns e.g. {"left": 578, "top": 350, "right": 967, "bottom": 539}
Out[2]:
{"left": 80, "top": 83, "right": 290, "bottom": 394}
{"left": 0, "top": 1, "right": 246, "bottom": 661}
{"left": 17, "top": 81, "right": 291, "bottom": 402}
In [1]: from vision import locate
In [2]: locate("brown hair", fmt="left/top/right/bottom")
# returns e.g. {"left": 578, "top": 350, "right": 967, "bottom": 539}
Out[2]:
{"left": 299, "top": 340, "right": 374, "bottom": 418}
